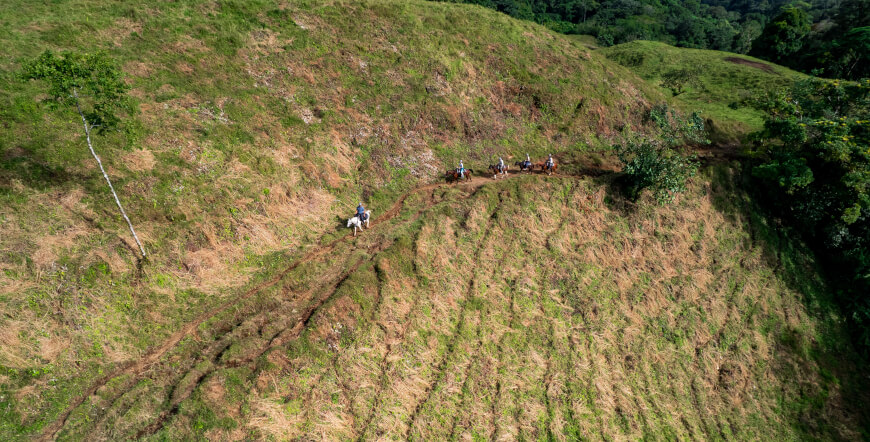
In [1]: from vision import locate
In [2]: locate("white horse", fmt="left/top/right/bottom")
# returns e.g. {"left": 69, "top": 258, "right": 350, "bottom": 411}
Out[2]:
{"left": 347, "top": 210, "right": 371, "bottom": 236}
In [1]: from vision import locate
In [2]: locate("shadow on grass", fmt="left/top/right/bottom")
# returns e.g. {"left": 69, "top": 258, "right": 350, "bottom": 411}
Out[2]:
{"left": 0, "top": 149, "right": 93, "bottom": 192}
{"left": 707, "top": 162, "right": 870, "bottom": 438}
{"left": 590, "top": 172, "right": 641, "bottom": 216}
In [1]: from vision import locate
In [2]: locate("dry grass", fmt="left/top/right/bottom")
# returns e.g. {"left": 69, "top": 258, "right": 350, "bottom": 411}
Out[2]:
{"left": 171, "top": 175, "right": 865, "bottom": 441}
{"left": 0, "top": 0, "right": 862, "bottom": 439}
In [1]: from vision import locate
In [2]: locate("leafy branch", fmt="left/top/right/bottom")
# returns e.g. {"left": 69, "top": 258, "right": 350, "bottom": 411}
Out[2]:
{"left": 615, "top": 104, "right": 708, "bottom": 204}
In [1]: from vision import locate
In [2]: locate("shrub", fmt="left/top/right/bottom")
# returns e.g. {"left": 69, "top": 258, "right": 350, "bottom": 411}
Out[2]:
{"left": 615, "top": 105, "right": 707, "bottom": 203}
{"left": 660, "top": 68, "right": 698, "bottom": 96}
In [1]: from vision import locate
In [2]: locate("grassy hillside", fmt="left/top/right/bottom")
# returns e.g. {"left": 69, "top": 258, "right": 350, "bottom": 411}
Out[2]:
{"left": 1, "top": 0, "right": 866, "bottom": 440}
{"left": 0, "top": 0, "right": 663, "bottom": 437}
{"left": 600, "top": 40, "right": 807, "bottom": 143}
{"left": 19, "top": 169, "right": 867, "bottom": 440}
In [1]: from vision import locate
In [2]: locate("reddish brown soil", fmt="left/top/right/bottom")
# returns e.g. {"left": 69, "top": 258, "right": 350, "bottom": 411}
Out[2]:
{"left": 724, "top": 57, "right": 776, "bottom": 74}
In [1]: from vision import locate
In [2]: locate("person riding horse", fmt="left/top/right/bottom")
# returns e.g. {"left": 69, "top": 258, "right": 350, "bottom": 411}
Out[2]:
{"left": 524, "top": 153, "right": 532, "bottom": 170}
{"left": 498, "top": 157, "right": 506, "bottom": 173}
{"left": 457, "top": 160, "right": 466, "bottom": 179}
{"left": 356, "top": 202, "right": 367, "bottom": 222}
{"left": 546, "top": 154, "right": 554, "bottom": 170}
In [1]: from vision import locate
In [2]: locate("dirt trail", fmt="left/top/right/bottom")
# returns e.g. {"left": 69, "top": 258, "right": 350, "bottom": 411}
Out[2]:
{"left": 724, "top": 57, "right": 776, "bottom": 73}
{"left": 37, "top": 168, "right": 581, "bottom": 440}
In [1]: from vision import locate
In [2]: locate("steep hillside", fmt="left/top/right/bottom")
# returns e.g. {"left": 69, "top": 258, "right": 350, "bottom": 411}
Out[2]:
{"left": 0, "top": 0, "right": 660, "bottom": 437}
{"left": 0, "top": 0, "right": 866, "bottom": 440}
{"left": 20, "top": 170, "right": 868, "bottom": 440}
{"left": 601, "top": 40, "right": 807, "bottom": 143}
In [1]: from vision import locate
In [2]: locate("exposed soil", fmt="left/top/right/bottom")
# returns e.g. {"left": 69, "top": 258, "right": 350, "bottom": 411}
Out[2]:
{"left": 724, "top": 57, "right": 776, "bottom": 74}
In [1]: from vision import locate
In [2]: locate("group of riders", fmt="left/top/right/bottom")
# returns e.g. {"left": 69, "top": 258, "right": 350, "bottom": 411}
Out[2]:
{"left": 350, "top": 153, "right": 556, "bottom": 229}
{"left": 515, "top": 153, "right": 556, "bottom": 173}
{"left": 460, "top": 153, "right": 556, "bottom": 179}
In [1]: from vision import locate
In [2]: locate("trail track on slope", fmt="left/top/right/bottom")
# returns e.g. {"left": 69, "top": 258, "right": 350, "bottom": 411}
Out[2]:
{"left": 35, "top": 148, "right": 867, "bottom": 441}
{"left": 38, "top": 169, "right": 585, "bottom": 441}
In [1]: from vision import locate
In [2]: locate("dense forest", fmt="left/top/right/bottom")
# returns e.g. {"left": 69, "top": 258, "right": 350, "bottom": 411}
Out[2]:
{"left": 440, "top": 0, "right": 869, "bottom": 79}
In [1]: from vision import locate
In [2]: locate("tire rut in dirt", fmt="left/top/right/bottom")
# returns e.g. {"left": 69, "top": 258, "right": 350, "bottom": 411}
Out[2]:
{"left": 490, "top": 227, "right": 540, "bottom": 441}
{"left": 38, "top": 243, "right": 345, "bottom": 441}
{"left": 355, "top": 232, "right": 427, "bottom": 441}
{"left": 446, "top": 308, "right": 485, "bottom": 441}
{"left": 540, "top": 308, "right": 557, "bottom": 441}
{"left": 137, "top": 246, "right": 390, "bottom": 437}
{"left": 489, "top": 278, "right": 519, "bottom": 442}
{"left": 95, "top": 247, "right": 367, "bottom": 438}
{"left": 447, "top": 236, "right": 517, "bottom": 440}
{"left": 41, "top": 174, "right": 567, "bottom": 441}
{"left": 404, "top": 191, "right": 504, "bottom": 439}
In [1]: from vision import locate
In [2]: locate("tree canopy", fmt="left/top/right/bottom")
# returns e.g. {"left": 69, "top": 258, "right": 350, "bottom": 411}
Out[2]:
{"left": 22, "top": 50, "right": 131, "bottom": 130}
{"left": 438, "top": 0, "right": 870, "bottom": 79}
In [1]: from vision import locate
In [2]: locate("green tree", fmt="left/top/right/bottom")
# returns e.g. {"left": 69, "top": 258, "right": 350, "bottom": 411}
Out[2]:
{"left": 836, "top": 27, "right": 870, "bottom": 80}
{"left": 22, "top": 50, "right": 146, "bottom": 259}
{"left": 751, "top": 77, "right": 870, "bottom": 348}
{"left": 749, "top": 7, "right": 811, "bottom": 64}
{"left": 832, "top": 0, "right": 870, "bottom": 31}
{"left": 660, "top": 68, "right": 698, "bottom": 96}
{"left": 616, "top": 105, "right": 708, "bottom": 203}
{"left": 733, "top": 19, "right": 762, "bottom": 54}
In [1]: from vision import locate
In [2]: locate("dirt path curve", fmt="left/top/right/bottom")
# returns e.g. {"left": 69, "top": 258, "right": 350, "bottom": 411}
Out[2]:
{"left": 37, "top": 169, "right": 582, "bottom": 441}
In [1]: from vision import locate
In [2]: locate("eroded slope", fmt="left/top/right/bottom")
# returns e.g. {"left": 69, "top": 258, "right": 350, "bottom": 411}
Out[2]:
{"left": 0, "top": 0, "right": 659, "bottom": 435}
{"left": 41, "top": 172, "right": 865, "bottom": 440}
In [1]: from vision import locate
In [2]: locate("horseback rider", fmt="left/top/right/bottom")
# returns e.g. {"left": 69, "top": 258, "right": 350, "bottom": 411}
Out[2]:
{"left": 458, "top": 160, "right": 466, "bottom": 178}
{"left": 498, "top": 157, "right": 505, "bottom": 172}
{"left": 546, "top": 153, "right": 554, "bottom": 169}
{"left": 356, "top": 202, "right": 367, "bottom": 222}
{"left": 524, "top": 153, "right": 532, "bottom": 170}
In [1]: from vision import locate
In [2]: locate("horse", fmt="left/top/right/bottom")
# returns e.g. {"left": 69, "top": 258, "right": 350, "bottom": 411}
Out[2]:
{"left": 488, "top": 163, "right": 508, "bottom": 179}
{"left": 541, "top": 161, "right": 557, "bottom": 175}
{"left": 514, "top": 161, "right": 533, "bottom": 172}
{"left": 347, "top": 210, "right": 371, "bottom": 236}
{"left": 445, "top": 168, "right": 473, "bottom": 183}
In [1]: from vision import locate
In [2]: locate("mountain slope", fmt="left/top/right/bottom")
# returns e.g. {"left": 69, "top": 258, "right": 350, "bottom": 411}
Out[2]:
{"left": 0, "top": 0, "right": 660, "bottom": 437}
{"left": 30, "top": 171, "right": 868, "bottom": 440}
{"left": 601, "top": 40, "right": 807, "bottom": 143}
{"left": 0, "top": 0, "right": 866, "bottom": 440}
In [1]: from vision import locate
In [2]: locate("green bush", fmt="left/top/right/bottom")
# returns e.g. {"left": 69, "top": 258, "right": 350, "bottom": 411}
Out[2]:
{"left": 660, "top": 68, "right": 698, "bottom": 96}
{"left": 616, "top": 105, "right": 707, "bottom": 203}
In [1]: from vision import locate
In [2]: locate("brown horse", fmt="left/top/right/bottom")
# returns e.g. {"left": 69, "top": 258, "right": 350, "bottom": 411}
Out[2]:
{"left": 541, "top": 161, "right": 557, "bottom": 175}
{"left": 445, "top": 169, "right": 473, "bottom": 183}
{"left": 488, "top": 163, "right": 508, "bottom": 178}
{"left": 514, "top": 161, "right": 533, "bottom": 172}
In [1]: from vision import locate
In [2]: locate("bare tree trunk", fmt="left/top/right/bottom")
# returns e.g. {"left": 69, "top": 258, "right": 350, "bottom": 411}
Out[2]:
{"left": 74, "top": 89, "right": 147, "bottom": 259}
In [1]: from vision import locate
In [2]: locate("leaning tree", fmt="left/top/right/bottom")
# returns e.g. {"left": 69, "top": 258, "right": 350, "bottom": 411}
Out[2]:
{"left": 23, "top": 50, "right": 146, "bottom": 259}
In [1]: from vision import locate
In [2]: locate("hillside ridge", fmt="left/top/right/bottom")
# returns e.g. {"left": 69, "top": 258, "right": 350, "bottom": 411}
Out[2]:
{"left": 0, "top": 0, "right": 865, "bottom": 440}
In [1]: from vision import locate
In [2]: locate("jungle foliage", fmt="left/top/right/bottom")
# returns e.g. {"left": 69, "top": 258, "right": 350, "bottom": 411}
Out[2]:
{"left": 750, "top": 77, "right": 870, "bottom": 349}
{"left": 440, "top": 0, "right": 869, "bottom": 79}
